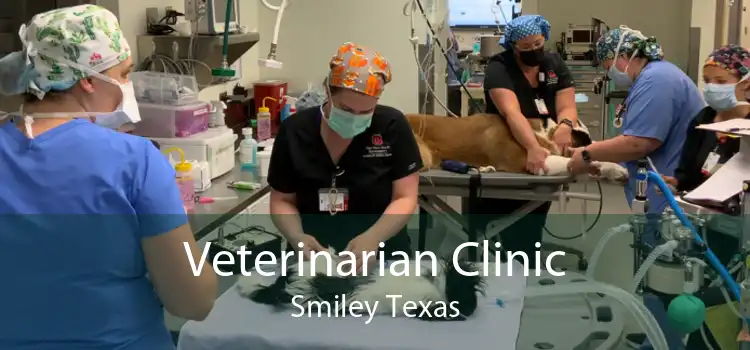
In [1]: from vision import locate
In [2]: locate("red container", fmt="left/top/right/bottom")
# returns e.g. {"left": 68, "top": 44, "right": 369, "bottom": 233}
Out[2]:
{"left": 253, "top": 80, "right": 287, "bottom": 135}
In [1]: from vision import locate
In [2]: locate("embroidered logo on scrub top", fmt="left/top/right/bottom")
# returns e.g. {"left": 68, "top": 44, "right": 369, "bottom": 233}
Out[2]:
{"left": 547, "top": 71, "right": 558, "bottom": 85}
{"left": 364, "top": 134, "right": 391, "bottom": 158}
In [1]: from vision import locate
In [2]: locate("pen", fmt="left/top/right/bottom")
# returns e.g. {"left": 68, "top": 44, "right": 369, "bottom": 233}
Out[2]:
{"left": 727, "top": 127, "right": 750, "bottom": 133}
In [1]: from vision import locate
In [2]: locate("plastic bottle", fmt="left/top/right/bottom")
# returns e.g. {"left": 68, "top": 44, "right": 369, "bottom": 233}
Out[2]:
{"left": 257, "top": 97, "right": 276, "bottom": 141}
{"left": 240, "top": 127, "right": 258, "bottom": 171}
{"left": 163, "top": 147, "right": 195, "bottom": 211}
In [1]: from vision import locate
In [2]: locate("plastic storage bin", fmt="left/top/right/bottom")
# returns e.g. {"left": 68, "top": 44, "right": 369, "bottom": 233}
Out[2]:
{"left": 134, "top": 102, "right": 211, "bottom": 138}
{"left": 131, "top": 71, "right": 199, "bottom": 106}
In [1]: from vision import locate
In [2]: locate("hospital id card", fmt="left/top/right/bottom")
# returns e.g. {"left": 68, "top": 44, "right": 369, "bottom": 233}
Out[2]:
{"left": 319, "top": 189, "right": 349, "bottom": 213}
{"left": 534, "top": 99, "right": 549, "bottom": 115}
{"left": 702, "top": 152, "right": 720, "bottom": 174}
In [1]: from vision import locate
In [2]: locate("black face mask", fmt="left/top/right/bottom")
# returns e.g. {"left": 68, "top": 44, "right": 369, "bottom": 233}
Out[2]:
{"left": 518, "top": 48, "right": 545, "bottom": 67}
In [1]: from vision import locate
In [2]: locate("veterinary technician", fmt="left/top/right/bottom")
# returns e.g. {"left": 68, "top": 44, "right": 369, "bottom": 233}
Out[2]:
{"left": 658, "top": 45, "right": 750, "bottom": 349}
{"left": 481, "top": 15, "right": 578, "bottom": 266}
{"left": 0, "top": 5, "right": 217, "bottom": 349}
{"left": 567, "top": 26, "right": 704, "bottom": 350}
{"left": 268, "top": 42, "right": 422, "bottom": 270}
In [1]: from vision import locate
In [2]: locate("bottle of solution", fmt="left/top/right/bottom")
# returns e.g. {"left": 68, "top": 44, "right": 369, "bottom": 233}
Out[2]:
{"left": 257, "top": 97, "right": 276, "bottom": 141}
{"left": 240, "top": 127, "right": 258, "bottom": 171}
{"left": 163, "top": 147, "right": 195, "bottom": 211}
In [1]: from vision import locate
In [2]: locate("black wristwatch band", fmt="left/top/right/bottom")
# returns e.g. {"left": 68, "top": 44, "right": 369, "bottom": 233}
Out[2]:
{"left": 581, "top": 148, "right": 592, "bottom": 164}
{"left": 559, "top": 118, "right": 574, "bottom": 128}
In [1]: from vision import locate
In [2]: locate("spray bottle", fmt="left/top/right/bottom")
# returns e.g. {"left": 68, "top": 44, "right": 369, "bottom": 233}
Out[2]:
{"left": 257, "top": 97, "right": 276, "bottom": 141}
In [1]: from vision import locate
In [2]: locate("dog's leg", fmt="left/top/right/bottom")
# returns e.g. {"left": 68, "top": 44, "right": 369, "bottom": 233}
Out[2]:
{"left": 419, "top": 260, "right": 485, "bottom": 322}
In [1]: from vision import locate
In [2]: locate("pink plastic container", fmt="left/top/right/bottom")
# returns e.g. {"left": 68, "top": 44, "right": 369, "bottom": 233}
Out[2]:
{"left": 134, "top": 102, "right": 210, "bottom": 138}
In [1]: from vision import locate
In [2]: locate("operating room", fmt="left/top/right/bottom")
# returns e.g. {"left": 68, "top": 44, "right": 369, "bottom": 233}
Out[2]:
{"left": 0, "top": 0, "right": 748, "bottom": 349}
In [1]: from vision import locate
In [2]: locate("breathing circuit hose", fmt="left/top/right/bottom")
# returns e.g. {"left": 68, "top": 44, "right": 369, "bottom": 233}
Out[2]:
{"left": 629, "top": 240, "right": 678, "bottom": 294}
{"left": 646, "top": 171, "right": 748, "bottom": 325}
{"left": 505, "top": 281, "right": 668, "bottom": 349}
{"left": 586, "top": 223, "right": 632, "bottom": 279}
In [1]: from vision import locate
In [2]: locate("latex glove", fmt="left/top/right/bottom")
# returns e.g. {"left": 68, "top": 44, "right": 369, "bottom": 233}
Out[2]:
{"left": 289, "top": 234, "right": 326, "bottom": 259}
{"left": 552, "top": 124, "right": 573, "bottom": 154}
{"left": 526, "top": 146, "right": 550, "bottom": 174}
{"left": 344, "top": 233, "right": 380, "bottom": 274}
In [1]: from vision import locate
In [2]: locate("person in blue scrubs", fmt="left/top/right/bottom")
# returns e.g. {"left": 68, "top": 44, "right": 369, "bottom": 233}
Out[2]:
{"left": 0, "top": 5, "right": 217, "bottom": 350}
{"left": 567, "top": 27, "right": 705, "bottom": 350}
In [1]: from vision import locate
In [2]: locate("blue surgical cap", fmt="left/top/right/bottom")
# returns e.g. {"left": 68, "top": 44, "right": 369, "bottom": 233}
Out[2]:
{"left": 502, "top": 15, "right": 551, "bottom": 51}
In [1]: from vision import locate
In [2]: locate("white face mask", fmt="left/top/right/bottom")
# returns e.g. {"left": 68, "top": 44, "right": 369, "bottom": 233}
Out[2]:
{"left": 10, "top": 57, "right": 140, "bottom": 138}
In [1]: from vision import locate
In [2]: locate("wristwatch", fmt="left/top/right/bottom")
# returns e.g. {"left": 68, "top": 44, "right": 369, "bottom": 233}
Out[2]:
{"left": 559, "top": 118, "right": 574, "bottom": 129}
{"left": 581, "top": 148, "right": 592, "bottom": 164}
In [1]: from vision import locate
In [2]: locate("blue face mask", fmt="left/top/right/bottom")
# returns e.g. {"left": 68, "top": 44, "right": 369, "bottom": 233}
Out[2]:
{"left": 326, "top": 105, "right": 373, "bottom": 139}
{"left": 703, "top": 83, "right": 748, "bottom": 111}
{"left": 608, "top": 65, "right": 633, "bottom": 89}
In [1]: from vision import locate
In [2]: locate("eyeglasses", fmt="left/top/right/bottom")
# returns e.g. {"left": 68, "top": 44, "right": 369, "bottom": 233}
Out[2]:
{"left": 515, "top": 42, "right": 544, "bottom": 52}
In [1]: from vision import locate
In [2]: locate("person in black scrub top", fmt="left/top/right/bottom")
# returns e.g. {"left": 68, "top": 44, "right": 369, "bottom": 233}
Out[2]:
{"left": 479, "top": 15, "right": 579, "bottom": 265}
{"left": 267, "top": 42, "right": 422, "bottom": 271}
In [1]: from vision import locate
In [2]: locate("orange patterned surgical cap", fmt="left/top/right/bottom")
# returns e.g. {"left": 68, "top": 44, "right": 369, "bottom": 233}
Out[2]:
{"left": 327, "top": 42, "right": 392, "bottom": 98}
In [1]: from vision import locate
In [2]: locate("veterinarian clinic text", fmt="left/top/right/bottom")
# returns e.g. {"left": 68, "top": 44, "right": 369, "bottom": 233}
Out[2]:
{"left": 290, "top": 294, "right": 460, "bottom": 324}
{"left": 184, "top": 241, "right": 566, "bottom": 277}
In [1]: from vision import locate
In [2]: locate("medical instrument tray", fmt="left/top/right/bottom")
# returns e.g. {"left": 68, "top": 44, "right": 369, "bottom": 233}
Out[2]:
{"left": 131, "top": 71, "right": 199, "bottom": 106}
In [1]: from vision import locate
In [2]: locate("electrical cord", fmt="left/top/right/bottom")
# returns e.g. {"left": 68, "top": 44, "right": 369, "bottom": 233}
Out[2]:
{"left": 409, "top": 0, "right": 484, "bottom": 114}
{"left": 543, "top": 181, "right": 604, "bottom": 240}
{"left": 146, "top": 11, "right": 184, "bottom": 35}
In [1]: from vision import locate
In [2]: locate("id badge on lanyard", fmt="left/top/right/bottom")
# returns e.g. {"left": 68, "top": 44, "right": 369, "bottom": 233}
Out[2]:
{"left": 534, "top": 97, "right": 549, "bottom": 115}
{"left": 702, "top": 147, "right": 721, "bottom": 175}
{"left": 319, "top": 168, "right": 349, "bottom": 215}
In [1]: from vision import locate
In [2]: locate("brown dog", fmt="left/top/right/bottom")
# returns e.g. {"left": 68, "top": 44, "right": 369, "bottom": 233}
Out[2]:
{"left": 405, "top": 113, "right": 628, "bottom": 183}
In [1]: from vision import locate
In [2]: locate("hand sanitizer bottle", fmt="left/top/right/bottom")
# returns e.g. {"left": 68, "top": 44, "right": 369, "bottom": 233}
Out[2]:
{"left": 240, "top": 127, "right": 258, "bottom": 171}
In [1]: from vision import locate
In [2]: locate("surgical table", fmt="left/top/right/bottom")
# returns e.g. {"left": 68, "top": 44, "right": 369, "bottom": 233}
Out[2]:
{"left": 176, "top": 265, "right": 626, "bottom": 350}
{"left": 417, "top": 170, "right": 602, "bottom": 269}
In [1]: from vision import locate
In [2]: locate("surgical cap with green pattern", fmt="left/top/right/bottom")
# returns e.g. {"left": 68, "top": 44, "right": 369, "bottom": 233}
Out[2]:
{"left": 11, "top": 5, "right": 130, "bottom": 98}
{"left": 595, "top": 26, "right": 664, "bottom": 64}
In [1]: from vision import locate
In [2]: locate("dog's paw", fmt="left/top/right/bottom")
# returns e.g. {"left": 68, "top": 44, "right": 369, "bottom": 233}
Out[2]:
{"left": 594, "top": 162, "right": 628, "bottom": 185}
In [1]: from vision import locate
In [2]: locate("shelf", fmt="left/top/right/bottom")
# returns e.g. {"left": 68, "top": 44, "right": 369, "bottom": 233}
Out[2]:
{"left": 136, "top": 32, "right": 260, "bottom": 89}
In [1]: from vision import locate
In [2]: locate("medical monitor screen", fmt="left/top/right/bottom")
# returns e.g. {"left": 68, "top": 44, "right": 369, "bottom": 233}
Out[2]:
{"left": 449, "top": 0, "right": 520, "bottom": 28}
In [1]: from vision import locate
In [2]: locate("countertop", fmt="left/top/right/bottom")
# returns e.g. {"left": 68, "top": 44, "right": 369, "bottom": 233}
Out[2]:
{"left": 188, "top": 165, "right": 270, "bottom": 240}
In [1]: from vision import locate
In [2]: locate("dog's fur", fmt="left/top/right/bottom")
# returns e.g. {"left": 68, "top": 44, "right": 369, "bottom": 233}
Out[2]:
{"left": 406, "top": 113, "right": 628, "bottom": 183}
{"left": 237, "top": 249, "right": 486, "bottom": 321}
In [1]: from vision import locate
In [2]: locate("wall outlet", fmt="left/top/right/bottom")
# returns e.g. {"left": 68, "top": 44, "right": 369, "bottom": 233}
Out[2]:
{"left": 165, "top": 6, "right": 174, "bottom": 15}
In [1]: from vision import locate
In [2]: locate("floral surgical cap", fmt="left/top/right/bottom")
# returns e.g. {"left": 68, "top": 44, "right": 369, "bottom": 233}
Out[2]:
{"left": 327, "top": 43, "right": 392, "bottom": 98}
{"left": 704, "top": 44, "right": 750, "bottom": 78}
{"left": 502, "top": 15, "right": 550, "bottom": 51}
{"left": 595, "top": 26, "right": 664, "bottom": 64}
{"left": 0, "top": 4, "right": 130, "bottom": 98}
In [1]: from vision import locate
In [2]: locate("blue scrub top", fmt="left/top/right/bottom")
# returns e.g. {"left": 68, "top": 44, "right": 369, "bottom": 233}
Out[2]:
{"left": 0, "top": 119, "right": 187, "bottom": 349}
{"left": 620, "top": 61, "right": 705, "bottom": 214}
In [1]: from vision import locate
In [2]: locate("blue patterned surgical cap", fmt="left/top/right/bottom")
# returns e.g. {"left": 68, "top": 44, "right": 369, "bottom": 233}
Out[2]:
{"left": 502, "top": 15, "right": 550, "bottom": 51}
{"left": 595, "top": 26, "right": 664, "bottom": 64}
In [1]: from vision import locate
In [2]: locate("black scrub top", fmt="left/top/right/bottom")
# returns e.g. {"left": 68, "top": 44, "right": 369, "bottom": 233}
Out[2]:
{"left": 483, "top": 50, "right": 575, "bottom": 123}
{"left": 267, "top": 105, "right": 423, "bottom": 256}
{"left": 674, "top": 107, "right": 744, "bottom": 192}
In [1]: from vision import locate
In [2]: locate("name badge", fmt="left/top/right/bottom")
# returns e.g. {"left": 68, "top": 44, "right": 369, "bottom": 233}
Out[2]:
{"left": 702, "top": 152, "right": 720, "bottom": 174}
{"left": 534, "top": 98, "right": 549, "bottom": 115}
{"left": 538, "top": 72, "right": 545, "bottom": 82}
{"left": 319, "top": 188, "right": 349, "bottom": 214}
